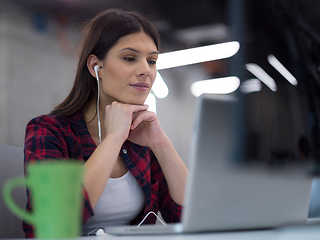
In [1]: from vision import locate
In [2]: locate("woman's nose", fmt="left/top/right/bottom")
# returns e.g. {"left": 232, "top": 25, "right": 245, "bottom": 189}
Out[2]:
{"left": 136, "top": 60, "right": 151, "bottom": 77}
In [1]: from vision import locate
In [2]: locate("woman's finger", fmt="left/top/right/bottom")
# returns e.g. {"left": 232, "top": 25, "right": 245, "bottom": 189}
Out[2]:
{"left": 131, "top": 111, "right": 155, "bottom": 130}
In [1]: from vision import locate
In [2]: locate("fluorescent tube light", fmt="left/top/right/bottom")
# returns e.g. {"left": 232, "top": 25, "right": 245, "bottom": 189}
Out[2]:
{"left": 268, "top": 55, "right": 298, "bottom": 86}
{"left": 157, "top": 41, "right": 240, "bottom": 70}
{"left": 246, "top": 63, "right": 277, "bottom": 92}
{"left": 144, "top": 92, "right": 157, "bottom": 113}
{"left": 152, "top": 71, "right": 169, "bottom": 99}
{"left": 240, "top": 79, "right": 262, "bottom": 94}
{"left": 190, "top": 76, "right": 240, "bottom": 97}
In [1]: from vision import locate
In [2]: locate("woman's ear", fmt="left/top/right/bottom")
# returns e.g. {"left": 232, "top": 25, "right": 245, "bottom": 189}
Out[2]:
{"left": 87, "top": 54, "right": 102, "bottom": 79}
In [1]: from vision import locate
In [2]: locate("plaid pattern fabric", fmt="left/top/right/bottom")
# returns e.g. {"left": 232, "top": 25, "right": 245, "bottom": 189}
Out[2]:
{"left": 23, "top": 111, "right": 182, "bottom": 238}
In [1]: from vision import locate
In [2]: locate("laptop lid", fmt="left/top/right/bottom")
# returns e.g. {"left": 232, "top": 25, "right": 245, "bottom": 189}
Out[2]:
{"left": 181, "top": 94, "right": 313, "bottom": 233}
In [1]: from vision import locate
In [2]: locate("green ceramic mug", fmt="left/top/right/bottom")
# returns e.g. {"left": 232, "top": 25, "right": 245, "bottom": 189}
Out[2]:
{"left": 3, "top": 161, "right": 84, "bottom": 239}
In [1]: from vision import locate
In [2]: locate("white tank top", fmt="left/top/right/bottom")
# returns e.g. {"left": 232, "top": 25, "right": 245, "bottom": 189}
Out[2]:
{"left": 82, "top": 171, "right": 145, "bottom": 235}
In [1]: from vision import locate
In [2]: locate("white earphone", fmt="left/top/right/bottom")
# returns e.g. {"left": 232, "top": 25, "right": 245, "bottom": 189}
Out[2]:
{"left": 94, "top": 65, "right": 100, "bottom": 81}
{"left": 94, "top": 65, "right": 102, "bottom": 144}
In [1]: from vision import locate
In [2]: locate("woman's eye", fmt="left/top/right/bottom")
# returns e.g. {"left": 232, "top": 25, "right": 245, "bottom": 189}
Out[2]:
{"left": 124, "top": 57, "right": 135, "bottom": 61}
{"left": 148, "top": 60, "right": 157, "bottom": 65}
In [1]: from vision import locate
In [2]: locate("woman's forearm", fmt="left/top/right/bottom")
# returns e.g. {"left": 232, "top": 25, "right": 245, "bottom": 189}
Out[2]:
{"left": 82, "top": 134, "right": 124, "bottom": 208}
{"left": 151, "top": 137, "right": 188, "bottom": 206}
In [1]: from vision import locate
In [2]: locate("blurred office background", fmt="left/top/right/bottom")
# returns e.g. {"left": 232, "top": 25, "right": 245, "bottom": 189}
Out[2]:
{"left": 1, "top": 0, "right": 320, "bottom": 166}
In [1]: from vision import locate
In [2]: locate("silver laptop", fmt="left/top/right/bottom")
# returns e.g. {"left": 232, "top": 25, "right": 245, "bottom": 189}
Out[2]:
{"left": 104, "top": 94, "right": 313, "bottom": 235}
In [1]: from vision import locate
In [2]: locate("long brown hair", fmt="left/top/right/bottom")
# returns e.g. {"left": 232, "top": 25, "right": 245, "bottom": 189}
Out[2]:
{"left": 50, "top": 9, "right": 160, "bottom": 117}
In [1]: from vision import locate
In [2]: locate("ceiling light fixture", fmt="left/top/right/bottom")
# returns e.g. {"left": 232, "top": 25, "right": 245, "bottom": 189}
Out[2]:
{"left": 190, "top": 76, "right": 240, "bottom": 97}
{"left": 246, "top": 63, "right": 277, "bottom": 92}
{"left": 157, "top": 41, "right": 240, "bottom": 70}
{"left": 144, "top": 92, "right": 157, "bottom": 113}
{"left": 152, "top": 71, "right": 169, "bottom": 99}
{"left": 240, "top": 78, "right": 262, "bottom": 94}
{"left": 267, "top": 55, "right": 298, "bottom": 86}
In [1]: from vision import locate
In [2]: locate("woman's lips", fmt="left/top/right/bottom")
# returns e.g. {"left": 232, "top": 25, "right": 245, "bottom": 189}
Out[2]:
{"left": 130, "top": 83, "right": 149, "bottom": 91}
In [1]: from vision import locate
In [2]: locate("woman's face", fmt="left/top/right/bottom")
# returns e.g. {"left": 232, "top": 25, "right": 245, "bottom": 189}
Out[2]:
{"left": 99, "top": 31, "right": 158, "bottom": 105}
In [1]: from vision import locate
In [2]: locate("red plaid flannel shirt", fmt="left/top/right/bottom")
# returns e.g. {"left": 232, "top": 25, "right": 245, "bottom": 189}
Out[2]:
{"left": 23, "top": 111, "right": 182, "bottom": 238}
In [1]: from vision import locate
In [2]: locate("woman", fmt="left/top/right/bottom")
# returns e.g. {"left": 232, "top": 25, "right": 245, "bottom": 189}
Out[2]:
{"left": 23, "top": 9, "right": 188, "bottom": 237}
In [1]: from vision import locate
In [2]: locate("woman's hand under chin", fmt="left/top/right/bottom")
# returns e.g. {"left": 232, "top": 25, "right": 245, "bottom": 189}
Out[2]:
{"left": 104, "top": 101, "right": 149, "bottom": 144}
{"left": 128, "top": 110, "right": 169, "bottom": 150}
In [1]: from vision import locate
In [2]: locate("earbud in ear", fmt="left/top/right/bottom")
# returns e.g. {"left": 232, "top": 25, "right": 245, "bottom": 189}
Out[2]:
{"left": 94, "top": 65, "right": 100, "bottom": 81}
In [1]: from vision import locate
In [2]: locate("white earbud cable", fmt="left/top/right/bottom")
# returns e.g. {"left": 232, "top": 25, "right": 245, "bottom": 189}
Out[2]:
{"left": 94, "top": 66, "right": 102, "bottom": 144}
{"left": 137, "top": 211, "right": 167, "bottom": 227}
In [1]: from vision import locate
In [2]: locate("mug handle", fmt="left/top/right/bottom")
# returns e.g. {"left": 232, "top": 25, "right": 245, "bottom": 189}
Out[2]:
{"left": 2, "top": 177, "right": 35, "bottom": 224}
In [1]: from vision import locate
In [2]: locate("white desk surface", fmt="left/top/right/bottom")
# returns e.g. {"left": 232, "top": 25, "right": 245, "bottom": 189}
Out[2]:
{"left": 3, "top": 225, "right": 320, "bottom": 240}
{"left": 85, "top": 226, "right": 320, "bottom": 240}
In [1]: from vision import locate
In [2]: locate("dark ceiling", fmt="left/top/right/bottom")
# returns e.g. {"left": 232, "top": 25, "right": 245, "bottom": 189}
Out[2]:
{"left": 0, "top": 0, "right": 226, "bottom": 49}
{"left": 1, "top": 0, "right": 226, "bottom": 29}
{"left": 2, "top": 0, "right": 320, "bottom": 47}
{"left": 1, "top": 0, "right": 320, "bottom": 67}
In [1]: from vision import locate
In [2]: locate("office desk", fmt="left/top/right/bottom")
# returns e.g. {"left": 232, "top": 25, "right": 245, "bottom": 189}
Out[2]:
{"left": 2, "top": 225, "right": 320, "bottom": 240}
{"left": 84, "top": 226, "right": 320, "bottom": 240}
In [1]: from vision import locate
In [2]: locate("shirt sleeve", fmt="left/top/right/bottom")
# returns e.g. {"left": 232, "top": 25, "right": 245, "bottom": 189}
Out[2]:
{"left": 24, "top": 116, "right": 69, "bottom": 164}
{"left": 23, "top": 116, "right": 94, "bottom": 237}
{"left": 150, "top": 150, "right": 183, "bottom": 223}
